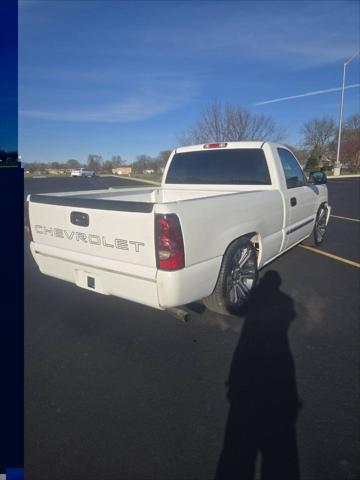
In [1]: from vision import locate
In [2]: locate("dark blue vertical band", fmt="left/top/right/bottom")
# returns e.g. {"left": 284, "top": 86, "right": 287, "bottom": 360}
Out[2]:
{"left": 0, "top": 168, "right": 24, "bottom": 473}
{"left": 0, "top": 0, "right": 23, "bottom": 475}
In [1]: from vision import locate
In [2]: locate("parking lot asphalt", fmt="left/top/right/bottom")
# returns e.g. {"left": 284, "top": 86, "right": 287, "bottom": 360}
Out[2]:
{"left": 25, "top": 176, "right": 360, "bottom": 480}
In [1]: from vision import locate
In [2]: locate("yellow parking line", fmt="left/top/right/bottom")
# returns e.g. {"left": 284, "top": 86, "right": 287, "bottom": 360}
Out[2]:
{"left": 299, "top": 245, "right": 360, "bottom": 268}
{"left": 331, "top": 214, "right": 360, "bottom": 223}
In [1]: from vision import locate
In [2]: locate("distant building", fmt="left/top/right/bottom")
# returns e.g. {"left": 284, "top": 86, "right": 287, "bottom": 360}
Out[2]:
{"left": 112, "top": 166, "right": 132, "bottom": 175}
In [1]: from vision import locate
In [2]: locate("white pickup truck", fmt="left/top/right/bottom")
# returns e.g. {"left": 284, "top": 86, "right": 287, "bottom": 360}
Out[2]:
{"left": 26, "top": 142, "right": 330, "bottom": 315}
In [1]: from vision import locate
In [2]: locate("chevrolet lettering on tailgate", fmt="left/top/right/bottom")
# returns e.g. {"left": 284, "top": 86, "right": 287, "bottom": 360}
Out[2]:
{"left": 34, "top": 225, "right": 145, "bottom": 252}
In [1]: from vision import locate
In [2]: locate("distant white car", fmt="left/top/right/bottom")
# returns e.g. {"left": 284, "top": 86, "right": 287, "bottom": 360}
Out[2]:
{"left": 71, "top": 168, "right": 95, "bottom": 178}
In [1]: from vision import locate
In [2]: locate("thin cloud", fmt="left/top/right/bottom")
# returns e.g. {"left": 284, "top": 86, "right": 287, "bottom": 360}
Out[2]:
{"left": 255, "top": 84, "right": 360, "bottom": 105}
{"left": 136, "top": 4, "right": 359, "bottom": 69}
{"left": 19, "top": 2, "right": 359, "bottom": 70}
{"left": 19, "top": 88, "right": 196, "bottom": 122}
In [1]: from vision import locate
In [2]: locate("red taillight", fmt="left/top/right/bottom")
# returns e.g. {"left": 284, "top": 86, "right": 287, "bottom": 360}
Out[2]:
{"left": 155, "top": 214, "right": 185, "bottom": 271}
{"left": 203, "top": 142, "right": 227, "bottom": 149}
{"left": 24, "top": 201, "right": 33, "bottom": 241}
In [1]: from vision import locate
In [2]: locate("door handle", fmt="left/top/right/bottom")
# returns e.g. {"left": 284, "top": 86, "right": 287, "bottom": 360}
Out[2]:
{"left": 290, "top": 197, "right": 297, "bottom": 207}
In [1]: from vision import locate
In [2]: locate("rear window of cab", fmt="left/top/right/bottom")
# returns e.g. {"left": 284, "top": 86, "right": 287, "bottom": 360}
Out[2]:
{"left": 165, "top": 148, "right": 271, "bottom": 185}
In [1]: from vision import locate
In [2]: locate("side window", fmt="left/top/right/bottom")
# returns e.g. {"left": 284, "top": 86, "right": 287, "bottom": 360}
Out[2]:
{"left": 277, "top": 148, "right": 306, "bottom": 189}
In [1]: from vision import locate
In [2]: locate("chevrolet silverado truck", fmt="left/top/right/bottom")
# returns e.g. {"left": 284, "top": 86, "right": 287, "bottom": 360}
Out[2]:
{"left": 25, "top": 142, "right": 330, "bottom": 315}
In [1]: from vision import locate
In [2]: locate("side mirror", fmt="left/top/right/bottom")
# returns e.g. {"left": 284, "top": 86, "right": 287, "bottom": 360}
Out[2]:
{"left": 309, "top": 171, "right": 327, "bottom": 185}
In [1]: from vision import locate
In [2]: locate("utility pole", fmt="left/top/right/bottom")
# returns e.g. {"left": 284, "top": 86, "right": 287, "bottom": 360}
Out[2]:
{"left": 335, "top": 52, "right": 360, "bottom": 175}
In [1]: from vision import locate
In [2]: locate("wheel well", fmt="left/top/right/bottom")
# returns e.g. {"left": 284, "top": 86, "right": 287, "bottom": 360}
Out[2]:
{"left": 224, "top": 232, "right": 262, "bottom": 265}
{"left": 206, "top": 232, "right": 262, "bottom": 299}
{"left": 245, "top": 232, "right": 262, "bottom": 265}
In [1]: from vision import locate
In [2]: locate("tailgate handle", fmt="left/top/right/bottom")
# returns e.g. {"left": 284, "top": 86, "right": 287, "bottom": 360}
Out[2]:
{"left": 70, "top": 211, "right": 89, "bottom": 227}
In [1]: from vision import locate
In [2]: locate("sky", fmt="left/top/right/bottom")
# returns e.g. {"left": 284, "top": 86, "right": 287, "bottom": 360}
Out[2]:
{"left": 19, "top": 0, "right": 360, "bottom": 164}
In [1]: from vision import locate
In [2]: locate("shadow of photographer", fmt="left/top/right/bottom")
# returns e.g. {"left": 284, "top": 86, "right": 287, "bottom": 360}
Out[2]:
{"left": 215, "top": 270, "right": 301, "bottom": 480}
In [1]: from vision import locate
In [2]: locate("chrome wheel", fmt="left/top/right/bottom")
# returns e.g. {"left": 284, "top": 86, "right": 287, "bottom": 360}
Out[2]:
{"left": 314, "top": 205, "right": 328, "bottom": 245}
{"left": 226, "top": 245, "right": 257, "bottom": 308}
{"left": 203, "top": 237, "right": 258, "bottom": 315}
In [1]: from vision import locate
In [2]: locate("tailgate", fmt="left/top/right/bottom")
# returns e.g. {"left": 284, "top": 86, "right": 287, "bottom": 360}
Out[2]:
{"left": 28, "top": 194, "right": 156, "bottom": 268}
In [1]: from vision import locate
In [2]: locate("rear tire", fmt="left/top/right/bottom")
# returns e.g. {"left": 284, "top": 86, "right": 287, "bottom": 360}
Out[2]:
{"left": 203, "top": 237, "right": 258, "bottom": 315}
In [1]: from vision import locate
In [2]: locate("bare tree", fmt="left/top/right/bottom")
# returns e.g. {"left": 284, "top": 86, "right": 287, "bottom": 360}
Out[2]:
{"left": 131, "top": 150, "right": 173, "bottom": 174}
{"left": 132, "top": 154, "right": 153, "bottom": 173}
{"left": 178, "top": 101, "right": 285, "bottom": 145}
{"left": 345, "top": 114, "right": 360, "bottom": 131}
{"left": 66, "top": 159, "right": 81, "bottom": 169}
{"left": 155, "top": 150, "right": 172, "bottom": 170}
{"left": 285, "top": 146, "right": 308, "bottom": 167}
{"left": 102, "top": 160, "right": 114, "bottom": 173}
{"left": 111, "top": 155, "right": 125, "bottom": 167}
{"left": 301, "top": 117, "right": 337, "bottom": 160}
{"left": 87, "top": 154, "right": 103, "bottom": 171}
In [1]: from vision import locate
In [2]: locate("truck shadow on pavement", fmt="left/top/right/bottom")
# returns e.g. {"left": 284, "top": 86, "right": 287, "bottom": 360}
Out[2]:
{"left": 215, "top": 270, "right": 301, "bottom": 480}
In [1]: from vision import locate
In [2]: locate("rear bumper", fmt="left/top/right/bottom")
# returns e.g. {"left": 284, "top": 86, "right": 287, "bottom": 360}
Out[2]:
{"left": 156, "top": 257, "right": 222, "bottom": 308}
{"left": 30, "top": 242, "right": 223, "bottom": 310}
{"left": 30, "top": 242, "right": 160, "bottom": 309}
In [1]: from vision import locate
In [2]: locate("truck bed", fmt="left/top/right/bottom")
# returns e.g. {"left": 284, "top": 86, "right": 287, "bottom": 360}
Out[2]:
{"left": 29, "top": 186, "right": 262, "bottom": 211}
